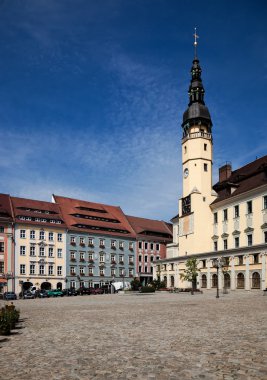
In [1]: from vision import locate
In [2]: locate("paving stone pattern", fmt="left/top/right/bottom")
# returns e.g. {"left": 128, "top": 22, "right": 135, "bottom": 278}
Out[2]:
{"left": 0, "top": 291, "right": 266, "bottom": 380}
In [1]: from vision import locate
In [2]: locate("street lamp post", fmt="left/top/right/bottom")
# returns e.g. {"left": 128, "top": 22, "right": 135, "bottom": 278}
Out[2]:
{"left": 122, "top": 270, "right": 125, "bottom": 290}
{"left": 212, "top": 258, "right": 226, "bottom": 299}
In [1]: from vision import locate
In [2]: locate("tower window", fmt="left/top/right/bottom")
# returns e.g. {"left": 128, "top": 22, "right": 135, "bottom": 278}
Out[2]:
{"left": 184, "top": 146, "right": 187, "bottom": 154}
{"left": 204, "top": 144, "right": 207, "bottom": 151}
{"left": 204, "top": 163, "right": 208, "bottom": 172}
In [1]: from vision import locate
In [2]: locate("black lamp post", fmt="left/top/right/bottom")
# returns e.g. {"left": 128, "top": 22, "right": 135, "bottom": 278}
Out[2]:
{"left": 212, "top": 257, "right": 226, "bottom": 298}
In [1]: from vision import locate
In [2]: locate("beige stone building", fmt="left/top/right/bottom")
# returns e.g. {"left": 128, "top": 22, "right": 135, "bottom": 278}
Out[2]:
{"left": 155, "top": 50, "right": 267, "bottom": 292}
{"left": 11, "top": 197, "right": 67, "bottom": 294}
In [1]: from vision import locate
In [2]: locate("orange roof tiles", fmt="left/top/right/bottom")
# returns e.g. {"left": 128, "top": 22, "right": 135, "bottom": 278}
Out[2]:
{"left": 53, "top": 195, "right": 136, "bottom": 238}
{"left": 0, "top": 193, "right": 13, "bottom": 222}
{"left": 11, "top": 196, "right": 66, "bottom": 228}
{"left": 126, "top": 215, "right": 173, "bottom": 243}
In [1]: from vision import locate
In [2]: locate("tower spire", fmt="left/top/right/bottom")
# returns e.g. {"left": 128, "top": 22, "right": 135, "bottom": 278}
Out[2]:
{"left": 182, "top": 32, "right": 212, "bottom": 132}
{"left": 193, "top": 27, "right": 199, "bottom": 59}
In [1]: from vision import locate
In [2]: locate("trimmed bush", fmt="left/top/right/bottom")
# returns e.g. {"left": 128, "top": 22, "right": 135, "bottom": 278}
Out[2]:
{"left": 0, "top": 305, "right": 20, "bottom": 335}
{"left": 140, "top": 286, "right": 155, "bottom": 293}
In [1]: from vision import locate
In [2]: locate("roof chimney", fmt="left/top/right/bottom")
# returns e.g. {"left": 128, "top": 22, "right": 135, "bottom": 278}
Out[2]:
{"left": 219, "top": 162, "right": 232, "bottom": 182}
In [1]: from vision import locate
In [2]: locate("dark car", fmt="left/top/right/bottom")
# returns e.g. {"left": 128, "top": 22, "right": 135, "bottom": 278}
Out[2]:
{"left": 23, "top": 291, "right": 35, "bottom": 299}
{"left": 63, "top": 288, "right": 78, "bottom": 296}
{"left": 3, "top": 292, "right": 17, "bottom": 300}
{"left": 36, "top": 289, "right": 49, "bottom": 298}
{"left": 78, "top": 287, "right": 91, "bottom": 296}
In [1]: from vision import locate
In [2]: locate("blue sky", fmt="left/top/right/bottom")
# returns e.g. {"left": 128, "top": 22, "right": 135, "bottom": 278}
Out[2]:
{"left": 0, "top": 0, "right": 266, "bottom": 220}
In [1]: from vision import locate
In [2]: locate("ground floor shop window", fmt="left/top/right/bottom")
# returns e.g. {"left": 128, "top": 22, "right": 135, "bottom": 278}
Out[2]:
{"left": 201, "top": 274, "right": 207, "bottom": 288}
{"left": 237, "top": 273, "right": 245, "bottom": 289}
{"left": 212, "top": 274, "right": 218, "bottom": 288}
{"left": 224, "top": 273, "right": 231, "bottom": 289}
{"left": 252, "top": 272, "right": 260, "bottom": 289}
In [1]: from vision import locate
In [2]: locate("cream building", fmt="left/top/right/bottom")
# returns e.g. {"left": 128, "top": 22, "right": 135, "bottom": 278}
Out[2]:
{"left": 11, "top": 197, "right": 67, "bottom": 294}
{"left": 155, "top": 46, "right": 267, "bottom": 292}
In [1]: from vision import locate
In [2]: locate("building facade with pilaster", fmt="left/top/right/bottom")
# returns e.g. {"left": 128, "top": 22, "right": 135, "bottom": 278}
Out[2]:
{"left": 11, "top": 197, "right": 67, "bottom": 294}
{"left": 155, "top": 43, "right": 267, "bottom": 292}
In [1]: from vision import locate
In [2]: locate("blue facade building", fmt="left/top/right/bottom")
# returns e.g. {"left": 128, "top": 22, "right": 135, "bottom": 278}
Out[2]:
{"left": 53, "top": 195, "right": 136, "bottom": 289}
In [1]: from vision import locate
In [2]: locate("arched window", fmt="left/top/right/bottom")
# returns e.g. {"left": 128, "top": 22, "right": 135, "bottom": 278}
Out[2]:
{"left": 252, "top": 272, "right": 260, "bottom": 289}
{"left": 237, "top": 273, "right": 245, "bottom": 289}
{"left": 201, "top": 274, "right": 207, "bottom": 288}
{"left": 212, "top": 274, "right": 218, "bottom": 288}
{"left": 224, "top": 273, "right": 231, "bottom": 289}
{"left": 170, "top": 276, "right": 175, "bottom": 287}
{"left": 163, "top": 276, "right": 167, "bottom": 287}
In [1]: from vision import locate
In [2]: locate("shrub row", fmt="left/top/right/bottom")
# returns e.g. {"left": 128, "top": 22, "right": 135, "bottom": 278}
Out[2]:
{"left": 140, "top": 286, "right": 155, "bottom": 293}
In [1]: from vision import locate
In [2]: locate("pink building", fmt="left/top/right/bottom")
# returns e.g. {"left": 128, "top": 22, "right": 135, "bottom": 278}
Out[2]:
{"left": 0, "top": 194, "right": 14, "bottom": 293}
{"left": 126, "top": 216, "right": 172, "bottom": 285}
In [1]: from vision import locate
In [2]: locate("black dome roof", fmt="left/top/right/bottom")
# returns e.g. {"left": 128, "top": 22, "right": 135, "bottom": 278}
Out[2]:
{"left": 183, "top": 102, "right": 211, "bottom": 125}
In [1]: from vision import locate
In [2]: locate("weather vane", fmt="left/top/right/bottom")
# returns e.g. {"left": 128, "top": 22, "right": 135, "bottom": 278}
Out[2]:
{"left": 193, "top": 27, "right": 199, "bottom": 58}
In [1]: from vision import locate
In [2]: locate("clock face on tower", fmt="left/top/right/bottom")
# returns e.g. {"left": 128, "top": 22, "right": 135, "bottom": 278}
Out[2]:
{"left": 184, "top": 168, "right": 189, "bottom": 178}
{"left": 182, "top": 195, "right": 191, "bottom": 215}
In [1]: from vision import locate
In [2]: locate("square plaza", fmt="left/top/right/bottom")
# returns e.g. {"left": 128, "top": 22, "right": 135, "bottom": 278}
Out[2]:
{"left": 1, "top": 291, "right": 266, "bottom": 379}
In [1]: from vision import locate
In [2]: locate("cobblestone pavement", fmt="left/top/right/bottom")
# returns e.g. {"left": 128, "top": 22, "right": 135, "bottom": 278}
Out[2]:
{"left": 0, "top": 290, "right": 266, "bottom": 380}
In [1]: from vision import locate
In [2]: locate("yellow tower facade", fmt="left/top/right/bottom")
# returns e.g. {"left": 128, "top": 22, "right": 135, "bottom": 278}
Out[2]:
{"left": 178, "top": 55, "right": 216, "bottom": 256}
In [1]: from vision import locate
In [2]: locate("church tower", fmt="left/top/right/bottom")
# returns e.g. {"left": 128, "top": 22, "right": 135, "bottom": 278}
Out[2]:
{"left": 178, "top": 31, "right": 216, "bottom": 256}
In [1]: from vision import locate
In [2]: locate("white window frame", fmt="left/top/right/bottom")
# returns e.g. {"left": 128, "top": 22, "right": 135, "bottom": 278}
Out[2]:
{"left": 30, "top": 246, "right": 35, "bottom": 256}
{"left": 30, "top": 230, "right": 35, "bottom": 239}
{"left": 20, "top": 246, "right": 26, "bottom": 256}
{"left": 20, "top": 264, "right": 26, "bottom": 275}
{"left": 57, "top": 248, "right": 62, "bottom": 258}
{"left": 20, "top": 230, "right": 26, "bottom": 239}
{"left": 39, "top": 247, "right": 45, "bottom": 256}
{"left": 39, "top": 231, "right": 45, "bottom": 240}
{"left": 57, "top": 233, "right": 63, "bottom": 242}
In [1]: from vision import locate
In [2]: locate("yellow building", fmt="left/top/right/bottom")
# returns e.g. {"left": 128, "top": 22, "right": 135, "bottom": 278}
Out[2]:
{"left": 11, "top": 197, "right": 67, "bottom": 294}
{"left": 156, "top": 46, "right": 267, "bottom": 292}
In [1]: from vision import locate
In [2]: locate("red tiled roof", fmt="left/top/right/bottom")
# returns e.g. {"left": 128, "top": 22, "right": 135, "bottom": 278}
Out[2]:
{"left": 0, "top": 193, "right": 13, "bottom": 222}
{"left": 11, "top": 196, "right": 66, "bottom": 228}
{"left": 126, "top": 215, "right": 173, "bottom": 243}
{"left": 212, "top": 155, "right": 267, "bottom": 205}
{"left": 53, "top": 195, "right": 136, "bottom": 238}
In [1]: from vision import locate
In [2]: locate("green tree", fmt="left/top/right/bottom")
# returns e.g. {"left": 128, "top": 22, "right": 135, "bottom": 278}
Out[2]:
{"left": 179, "top": 257, "right": 200, "bottom": 295}
{"left": 131, "top": 277, "right": 142, "bottom": 291}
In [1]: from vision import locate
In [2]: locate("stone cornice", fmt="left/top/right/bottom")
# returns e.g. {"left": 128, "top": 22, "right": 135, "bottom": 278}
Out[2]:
{"left": 157, "top": 243, "right": 267, "bottom": 264}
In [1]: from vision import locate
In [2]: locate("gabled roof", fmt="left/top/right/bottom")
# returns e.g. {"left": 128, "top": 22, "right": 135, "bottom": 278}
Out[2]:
{"left": 212, "top": 155, "right": 267, "bottom": 205}
{"left": 53, "top": 195, "right": 136, "bottom": 238}
{"left": 0, "top": 193, "right": 13, "bottom": 223}
{"left": 126, "top": 215, "right": 173, "bottom": 243}
{"left": 11, "top": 196, "right": 66, "bottom": 228}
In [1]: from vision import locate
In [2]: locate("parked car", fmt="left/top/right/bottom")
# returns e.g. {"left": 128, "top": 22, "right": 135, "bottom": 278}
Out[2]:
{"left": 62, "top": 288, "right": 78, "bottom": 296}
{"left": 36, "top": 289, "right": 49, "bottom": 298}
{"left": 89, "top": 287, "right": 104, "bottom": 295}
{"left": 3, "top": 292, "right": 17, "bottom": 300}
{"left": 77, "top": 287, "right": 90, "bottom": 296}
{"left": 23, "top": 291, "right": 35, "bottom": 299}
{"left": 46, "top": 289, "right": 64, "bottom": 297}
